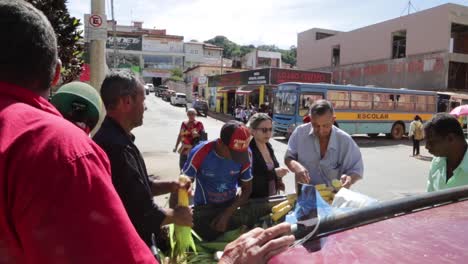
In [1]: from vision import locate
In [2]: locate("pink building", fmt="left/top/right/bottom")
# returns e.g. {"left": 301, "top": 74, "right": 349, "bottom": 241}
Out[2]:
{"left": 297, "top": 3, "right": 468, "bottom": 91}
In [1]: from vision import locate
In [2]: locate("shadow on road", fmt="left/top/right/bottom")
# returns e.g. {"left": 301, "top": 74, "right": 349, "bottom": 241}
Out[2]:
{"left": 414, "top": 155, "right": 433, "bottom": 162}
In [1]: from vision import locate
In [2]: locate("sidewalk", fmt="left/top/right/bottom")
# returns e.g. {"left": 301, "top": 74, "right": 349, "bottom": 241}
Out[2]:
{"left": 207, "top": 110, "right": 235, "bottom": 123}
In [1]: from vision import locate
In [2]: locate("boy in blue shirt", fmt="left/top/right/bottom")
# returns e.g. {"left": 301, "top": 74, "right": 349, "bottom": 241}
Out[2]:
{"left": 183, "top": 121, "right": 253, "bottom": 239}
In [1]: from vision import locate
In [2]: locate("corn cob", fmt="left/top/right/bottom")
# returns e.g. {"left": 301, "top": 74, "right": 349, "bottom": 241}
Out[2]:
{"left": 174, "top": 175, "right": 196, "bottom": 258}
{"left": 271, "top": 204, "right": 292, "bottom": 222}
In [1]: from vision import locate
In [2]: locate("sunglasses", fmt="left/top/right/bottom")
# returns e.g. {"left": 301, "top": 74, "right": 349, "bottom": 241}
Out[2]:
{"left": 255, "top": 127, "right": 273, "bottom": 133}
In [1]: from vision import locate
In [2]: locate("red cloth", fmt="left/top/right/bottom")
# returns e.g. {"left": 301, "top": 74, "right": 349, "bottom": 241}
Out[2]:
{"left": 303, "top": 115, "right": 311, "bottom": 123}
{"left": 0, "top": 82, "right": 156, "bottom": 263}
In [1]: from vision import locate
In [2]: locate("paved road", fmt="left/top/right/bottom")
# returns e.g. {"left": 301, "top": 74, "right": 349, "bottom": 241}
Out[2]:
{"left": 134, "top": 94, "right": 433, "bottom": 204}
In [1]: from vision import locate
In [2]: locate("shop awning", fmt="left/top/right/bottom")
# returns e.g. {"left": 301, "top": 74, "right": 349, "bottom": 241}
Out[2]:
{"left": 217, "top": 86, "right": 237, "bottom": 93}
{"left": 236, "top": 86, "right": 259, "bottom": 95}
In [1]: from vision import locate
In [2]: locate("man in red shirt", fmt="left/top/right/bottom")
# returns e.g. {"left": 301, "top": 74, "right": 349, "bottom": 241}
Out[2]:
{"left": 0, "top": 1, "right": 155, "bottom": 263}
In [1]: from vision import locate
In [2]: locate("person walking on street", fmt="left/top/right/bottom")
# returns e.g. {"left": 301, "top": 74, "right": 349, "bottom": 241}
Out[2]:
{"left": 93, "top": 72, "right": 193, "bottom": 253}
{"left": 173, "top": 108, "right": 205, "bottom": 170}
{"left": 248, "top": 113, "right": 289, "bottom": 198}
{"left": 409, "top": 115, "right": 424, "bottom": 156}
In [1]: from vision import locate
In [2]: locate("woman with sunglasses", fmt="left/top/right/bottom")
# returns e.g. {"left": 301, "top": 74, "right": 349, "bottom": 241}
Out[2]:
{"left": 173, "top": 108, "right": 206, "bottom": 170}
{"left": 248, "top": 113, "right": 289, "bottom": 198}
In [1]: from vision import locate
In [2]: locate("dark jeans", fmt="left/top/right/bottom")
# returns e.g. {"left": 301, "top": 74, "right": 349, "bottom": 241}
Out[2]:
{"left": 412, "top": 137, "right": 420, "bottom": 155}
{"left": 179, "top": 154, "right": 188, "bottom": 171}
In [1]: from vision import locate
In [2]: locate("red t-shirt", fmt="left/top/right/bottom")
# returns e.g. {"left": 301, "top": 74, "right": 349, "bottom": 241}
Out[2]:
{"left": 179, "top": 121, "right": 204, "bottom": 154}
{"left": 0, "top": 82, "right": 156, "bottom": 263}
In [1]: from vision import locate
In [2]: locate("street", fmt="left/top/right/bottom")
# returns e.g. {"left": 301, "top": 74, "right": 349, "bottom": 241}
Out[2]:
{"left": 134, "top": 94, "right": 434, "bottom": 204}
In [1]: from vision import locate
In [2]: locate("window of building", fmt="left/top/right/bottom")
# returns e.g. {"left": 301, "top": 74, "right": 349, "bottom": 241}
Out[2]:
{"left": 451, "top": 23, "right": 468, "bottom": 54}
{"left": 392, "top": 30, "right": 406, "bottom": 59}
{"left": 373, "top": 93, "right": 394, "bottom": 110}
{"left": 328, "top": 90, "right": 349, "bottom": 109}
{"left": 350, "top": 92, "right": 372, "bottom": 110}
{"left": 332, "top": 45, "right": 340, "bottom": 67}
{"left": 316, "top": 32, "right": 334, "bottom": 40}
{"left": 299, "top": 93, "right": 324, "bottom": 116}
{"left": 395, "top": 94, "right": 414, "bottom": 111}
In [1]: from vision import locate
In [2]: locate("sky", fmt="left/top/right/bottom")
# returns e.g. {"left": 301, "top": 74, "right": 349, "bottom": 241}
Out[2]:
{"left": 67, "top": 0, "right": 468, "bottom": 49}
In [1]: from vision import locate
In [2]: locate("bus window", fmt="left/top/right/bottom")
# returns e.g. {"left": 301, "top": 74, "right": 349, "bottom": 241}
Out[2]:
{"left": 350, "top": 91, "right": 372, "bottom": 110}
{"left": 328, "top": 90, "right": 350, "bottom": 110}
{"left": 396, "top": 94, "right": 415, "bottom": 111}
{"left": 373, "top": 93, "right": 394, "bottom": 110}
{"left": 274, "top": 92, "right": 297, "bottom": 115}
{"left": 299, "top": 93, "right": 323, "bottom": 116}
{"left": 427, "top": 96, "right": 436, "bottom": 112}
{"left": 415, "top": 96, "right": 427, "bottom": 112}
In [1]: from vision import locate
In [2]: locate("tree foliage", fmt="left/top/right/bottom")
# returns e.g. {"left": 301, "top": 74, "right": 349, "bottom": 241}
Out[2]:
{"left": 169, "top": 68, "right": 184, "bottom": 82}
{"left": 204, "top": 36, "right": 296, "bottom": 66}
{"left": 27, "top": 0, "right": 84, "bottom": 84}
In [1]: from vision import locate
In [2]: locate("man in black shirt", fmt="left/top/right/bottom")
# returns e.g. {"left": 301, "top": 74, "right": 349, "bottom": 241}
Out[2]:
{"left": 93, "top": 71, "right": 192, "bottom": 251}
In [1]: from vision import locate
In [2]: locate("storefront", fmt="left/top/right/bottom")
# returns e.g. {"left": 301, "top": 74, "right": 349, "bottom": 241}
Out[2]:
{"left": 208, "top": 68, "right": 331, "bottom": 115}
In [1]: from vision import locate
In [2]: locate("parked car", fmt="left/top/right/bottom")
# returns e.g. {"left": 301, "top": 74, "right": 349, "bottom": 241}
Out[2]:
{"left": 145, "top": 83, "right": 154, "bottom": 92}
{"left": 269, "top": 186, "right": 468, "bottom": 264}
{"left": 170, "top": 93, "right": 187, "bottom": 106}
{"left": 162, "top": 89, "right": 175, "bottom": 102}
{"left": 144, "top": 84, "right": 150, "bottom": 95}
{"left": 155, "top": 85, "right": 168, "bottom": 97}
{"left": 192, "top": 99, "right": 209, "bottom": 117}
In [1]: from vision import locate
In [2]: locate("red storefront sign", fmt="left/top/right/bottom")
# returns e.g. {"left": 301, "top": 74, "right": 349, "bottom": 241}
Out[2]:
{"left": 270, "top": 68, "right": 331, "bottom": 84}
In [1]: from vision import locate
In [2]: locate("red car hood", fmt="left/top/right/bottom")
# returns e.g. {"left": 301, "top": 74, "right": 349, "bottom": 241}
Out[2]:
{"left": 270, "top": 200, "right": 468, "bottom": 264}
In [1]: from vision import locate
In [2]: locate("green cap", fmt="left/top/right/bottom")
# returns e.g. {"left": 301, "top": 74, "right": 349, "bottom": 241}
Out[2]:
{"left": 51, "top": 82, "right": 102, "bottom": 130}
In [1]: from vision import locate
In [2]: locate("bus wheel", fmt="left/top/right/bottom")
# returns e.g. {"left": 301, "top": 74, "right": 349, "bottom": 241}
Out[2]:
{"left": 367, "top": 133, "right": 379, "bottom": 138}
{"left": 391, "top": 123, "right": 405, "bottom": 139}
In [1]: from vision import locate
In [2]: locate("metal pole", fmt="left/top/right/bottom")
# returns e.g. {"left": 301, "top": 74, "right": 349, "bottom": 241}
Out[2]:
{"left": 90, "top": 0, "right": 106, "bottom": 91}
{"left": 111, "top": 0, "right": 118, "bottom": 68}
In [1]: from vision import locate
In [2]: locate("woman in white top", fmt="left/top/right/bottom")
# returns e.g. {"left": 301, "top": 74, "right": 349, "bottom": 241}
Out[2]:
{"left": 409, "top": 115, "right": 424, "bottom": 156}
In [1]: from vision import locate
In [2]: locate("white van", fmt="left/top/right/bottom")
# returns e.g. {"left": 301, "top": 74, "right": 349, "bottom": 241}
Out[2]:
{"left": 170, "top": 93, "right": 187, "bottom": 106}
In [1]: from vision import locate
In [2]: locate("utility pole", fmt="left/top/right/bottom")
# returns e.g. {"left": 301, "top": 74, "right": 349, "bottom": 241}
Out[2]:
{"left": 111, "top": 0, "right": 118, "bottom": 68}
{"left": 90, "top": 0, "right": 106, "bottom": 90}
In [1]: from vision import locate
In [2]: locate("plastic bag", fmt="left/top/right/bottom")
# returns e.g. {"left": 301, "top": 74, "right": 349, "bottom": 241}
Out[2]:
{"left": 332, "top": 187, "right": 379, "bottom": 209}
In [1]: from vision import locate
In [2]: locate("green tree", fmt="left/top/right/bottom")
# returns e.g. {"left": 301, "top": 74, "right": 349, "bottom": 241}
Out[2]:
{"left": 169, "top": 68, "right": 184, "bottom": 82}
{"left": 27, "top": 0, "right": 84, "bottom": 84}
{"left": 282, "top": 45, "right": 297, "bottom": 66}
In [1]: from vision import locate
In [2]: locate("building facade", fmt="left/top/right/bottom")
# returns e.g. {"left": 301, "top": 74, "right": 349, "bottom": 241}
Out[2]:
{"left": 106, "top": 21, "right": 184, "bottom": 86}
{"left": 297, "top": 3, "right": 468, "bottom": 91}
{"left": 184, "top": 42, "right": 227, "bottom": 69}
{"left": 208, "top": 68, "right": 331, "bottom": 114}
{"left": 184, "top": 65, "right": 245, "bottom": 103}
{"left": 242, "top": 49, "right": 282, "bottom": 69}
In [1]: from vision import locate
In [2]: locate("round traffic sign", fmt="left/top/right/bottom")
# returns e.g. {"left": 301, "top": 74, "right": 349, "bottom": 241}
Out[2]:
{"left": 89, "top": 15, "right": 103, "bottom": 27}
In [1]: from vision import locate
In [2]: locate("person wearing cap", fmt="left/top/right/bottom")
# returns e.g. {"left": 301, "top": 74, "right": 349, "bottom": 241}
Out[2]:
{"left": 182, "top": 120, "right": 253, "bottom": 239}
{"left": 173, "top": 108, "right": 206, "bottom": 170}
{"left": 50, "top": 81, "right": 103, "bottom": 134}
{"left": 93, "top": 71, "right": 193, "bottom": 253}
{"left": 285, "top": 99, "right": 363, "bottom": 189}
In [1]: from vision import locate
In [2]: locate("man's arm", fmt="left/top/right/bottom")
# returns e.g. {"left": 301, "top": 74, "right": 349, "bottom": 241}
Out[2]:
{"left": 150, "top": 179, "right": 179, "bottom": 196}
{"left": 340, "top": 136, "right": 364, "bottom": 188}
{"left": 212, "top": 180, "right": 252, "bottom": 232}
{"left": 284, "top": 127, "right": 310, "bottom": 184}
{"left": 173, "top": 134, "right": 182, "bottom": 153}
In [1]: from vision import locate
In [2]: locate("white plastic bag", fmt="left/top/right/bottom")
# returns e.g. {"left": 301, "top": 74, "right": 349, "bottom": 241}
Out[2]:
{"left": 332, "top": 188, "right": 379, "bottom": 209}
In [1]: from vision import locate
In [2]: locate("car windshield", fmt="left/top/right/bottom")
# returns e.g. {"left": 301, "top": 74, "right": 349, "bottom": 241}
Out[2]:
{"left": 274, "top": 92, "right": 297, "bottom": 115}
